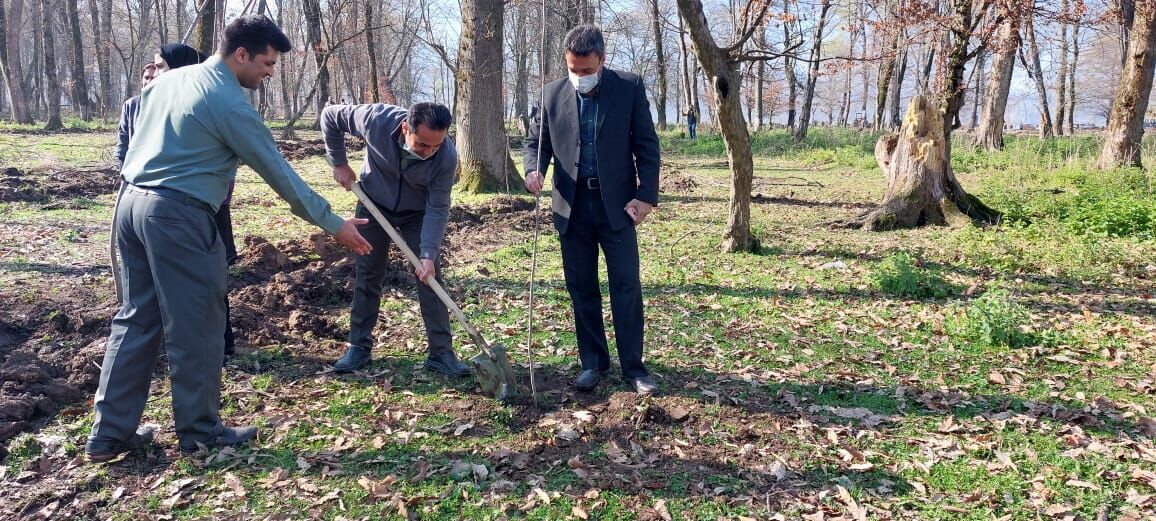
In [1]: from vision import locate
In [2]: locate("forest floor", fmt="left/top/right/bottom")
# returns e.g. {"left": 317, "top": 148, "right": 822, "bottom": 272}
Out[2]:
{"left": 1, "top": 129, "right": 1154, "bottom": 520}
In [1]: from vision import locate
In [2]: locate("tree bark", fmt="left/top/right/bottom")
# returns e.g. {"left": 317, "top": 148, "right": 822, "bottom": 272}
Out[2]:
{"left": 976, "top": 20, "right": 1016, "bottom": 151}
{"left": 1021, "top": 12, "right": 1052, "bottom": 138}
{"left": 512, "top": 0, "right": 529, "bottom": 134}
{"left": 1054, "top": 0, "right": 1069, "bottom": 135}
{"left": 365, "top": 0, "right": 380, "bottom": 103}
{"left": 969, "top": 48, "right": 985, "bottom": 130}
{"left": 889, "top": 48, "right": 906, "bottom": 128}
{"left": 1099, "top": 0, "right": 1156, "bottom": 168}
{"left": 649, "top": 0, "right": 668, "bottom": 130}
{"left": 42, "top": 0, "right": 62, "bottom": 130}
{"left": 678, "top": 14, "right": 699, "bottom": 126}
{"left": 676, "top": 0, "right": 760, "bottom": 252}
{"left": 783, "top": 0, "right": 797, "bottom": 129}
{"left": 194, "top": 0, "right": 215, "bottom": 56}
{"left": 0, "top": 0, "right": 33, "bottom": 124}
{"left": 29, "top": 0, "right": 42, "bottom": 119}
{"left": 454, "top": 0, "right": 520, "bottom": 192}
{"left": 794, "top": 0, "right": 831, "bottom": 142}
{"left": 304, "top": 0, "right": 330, "bottom": 128}
{"left": 1068, "top": 16, "right": 1080, "bottom": 131}
{"left": 90, "top": 0, "right": 112, "bottom": 118}
{"left": 65, "top": 0, "right": 91, "bottom": 121}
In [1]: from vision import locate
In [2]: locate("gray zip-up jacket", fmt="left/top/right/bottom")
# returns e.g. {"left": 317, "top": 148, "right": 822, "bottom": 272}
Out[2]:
{"left": 321, "top": 104, "right": 456, "bottom": 260}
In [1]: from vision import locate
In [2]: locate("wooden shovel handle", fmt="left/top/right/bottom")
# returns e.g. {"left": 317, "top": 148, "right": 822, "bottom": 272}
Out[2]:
{"left": 351, "top": 184, "right": 488, "bottom": 347}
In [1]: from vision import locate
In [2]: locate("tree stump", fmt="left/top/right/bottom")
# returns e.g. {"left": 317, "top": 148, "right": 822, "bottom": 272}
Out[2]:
{"left": 834, "top": 94, "right": 1000, "bottom": 231}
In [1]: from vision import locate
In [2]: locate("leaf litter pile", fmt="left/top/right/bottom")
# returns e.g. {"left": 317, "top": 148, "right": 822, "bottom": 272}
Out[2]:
{"left": 1, "top": 154, "right": 1155, "bottom": 520}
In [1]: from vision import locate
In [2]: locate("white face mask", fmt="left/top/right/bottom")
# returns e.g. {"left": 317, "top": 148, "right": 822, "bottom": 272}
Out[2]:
{"left": 402, "top": 141, "right": 427, "bottom": 161}
{"left": 569, "top": 71, "right": 600, "bottom": 94}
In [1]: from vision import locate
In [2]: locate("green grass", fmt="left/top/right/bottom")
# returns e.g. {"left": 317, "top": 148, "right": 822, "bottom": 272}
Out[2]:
{"left": 2, "top": 129, "right": 1154, "bottom": 520}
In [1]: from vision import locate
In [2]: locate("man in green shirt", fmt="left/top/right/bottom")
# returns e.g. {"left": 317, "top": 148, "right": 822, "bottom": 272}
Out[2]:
{"left": 85, "top": 15, "right": 372, "bottom": 462}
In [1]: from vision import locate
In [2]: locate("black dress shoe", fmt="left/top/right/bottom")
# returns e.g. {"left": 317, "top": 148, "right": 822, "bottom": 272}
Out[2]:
{"left": 180, "top": 425, "right": 258, "bottom": 454}
{"left": 85, "top": 425, "right": 156, "bottom": 463}
{"left": 425, "top": 350, "right": 472, "bottom": 378}
{"left": 630, "top": 376, "right": 658, "bottom": 395}
{"left": 573, "top": 369, "right": 605, "bottom": 392}
{"left": 333, "top": 345, "right": 372, "bottom": 373}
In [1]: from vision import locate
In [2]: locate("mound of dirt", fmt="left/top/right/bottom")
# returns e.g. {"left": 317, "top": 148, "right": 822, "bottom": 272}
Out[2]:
{"left": 0, "top": 294, "right": 115, "bottom": 448}
{"left": 660, "top": 174, "right": 698, "bottom": 193}
{"left": 444, "top": 195, "right": 546, "bottom": 262}
{"left": 277, "top": 137, "right": 366, "bottom": 161}
{"left": 0, "top": 166, "right": 120, "bottom": 204}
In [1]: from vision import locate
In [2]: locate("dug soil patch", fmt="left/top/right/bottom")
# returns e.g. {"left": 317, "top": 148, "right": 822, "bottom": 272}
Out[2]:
{"left": 0, "top": 166, "right": 119, "bottom": 204}
{"left": 276, "top": 137, "right": 366, "bottom": 161}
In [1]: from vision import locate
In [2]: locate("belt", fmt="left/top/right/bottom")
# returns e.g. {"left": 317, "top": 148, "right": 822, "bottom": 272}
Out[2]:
{"left": 578, "top": 177, "right": 600, "bottom": 190}
{"left": 127, "top": 185, "right": 214, "bottom": 213}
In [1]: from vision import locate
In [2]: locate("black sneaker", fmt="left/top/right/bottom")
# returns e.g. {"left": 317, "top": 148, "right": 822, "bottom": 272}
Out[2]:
{"left": 333, "top": 345, "right": 371, "bottom": 373}
{"left": 424, "top": 350, "right": 472, "bottom": 377}
{"left": 179, "top": 425, "right": 258, "bottom": 454}
{"left": 85, "top": 425, "right": 156, "bottom": 463}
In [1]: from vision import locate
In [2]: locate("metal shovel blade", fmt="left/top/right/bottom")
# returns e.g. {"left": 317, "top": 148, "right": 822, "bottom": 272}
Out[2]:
{"left": 470, "top": 342, "right": 519, "bottom": 403}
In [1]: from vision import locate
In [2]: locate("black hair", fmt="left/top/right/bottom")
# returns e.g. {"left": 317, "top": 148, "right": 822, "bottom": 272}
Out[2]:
{"left": 159, "top": 43, "right": 206, "bottom": 69}
{"left": 564, "top": 25, "right": 605, "bottom": 58}
{"left": 407, "top": 102, "right": 453, "bottom": 132}
{"left": 220, "top": 15, "right": 291, "bottom": 57}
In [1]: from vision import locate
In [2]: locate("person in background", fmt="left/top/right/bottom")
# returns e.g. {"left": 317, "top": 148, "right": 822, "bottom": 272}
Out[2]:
{"left": 686, "top": 107, "right": 698, "bottom": 140}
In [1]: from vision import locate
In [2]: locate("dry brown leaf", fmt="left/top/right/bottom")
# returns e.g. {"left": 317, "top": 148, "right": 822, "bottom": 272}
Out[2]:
{"left": 224, "top": 472, "right": 246, "bottom": 497}
{"left": 1064, "top": 479, "right": 1100, "bottom": 490}
{"left": 572, "top": 506, "right": 589, "bottom": 519}
{"left": 453, "top": 422, "right": 474, "bottom": 436}
{"left": 653, "top": 499, "right": 672, "bottom": 521}
{"left": 988, "top": 371, "right": 1006, "bottom": 385}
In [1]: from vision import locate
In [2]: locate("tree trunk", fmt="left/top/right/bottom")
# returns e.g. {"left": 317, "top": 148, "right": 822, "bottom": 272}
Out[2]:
{"left": 676, "top": 0, "right": 758, "bottom": 253}
{"left": 1068, "top": 17, "right": 1080, "bottom": 131}
{"left": 794, "top": 0, "right": 831, "bottom": 142}
{"left": 194, "top": 0, "right": 215, "bottom": 56}
{"left": 874, "top": 56, "right": 895, "bottom": 131}
{"left": 43, "top": 0, "right": 62, "bottom": 130}
{"left": 969, "top": 48, "right": 985, "bottom": 130}
{"left": 65, "top": 0, "right": 91, "bottom": 121}
{"left": 976, "top": 20, "right": 1016, "bottom": 151}
{"left": 304, "top": 0, "right": 330, "bottom": 128}
{"left": 783, "top": 0, "right": 797, "bottom": 130}
{"left": 756, "top": 58, "right": 764, "bottom": 129}
{"left": 365, "top": 0, "right": 380, "bottom": 103}
{"left": 1099, "top": 0, "right": 1156, "bottom": 168}
{"left": 649, "top": 0, "right": 667, "bottom": 130}
{"left": 0, "top": 0, "right": 33, "bottom": 124}
{"left": 1054, "top": 0, "right": 1069, "bottom": 135}
{"left": 454, "top": 0, "right": 520, "bottom": 192}
{"left": 88, "top": 0, "right": 109, "bottom": 117}
{"left": 889, "top": 48, "right": 906, "bottom": 128}
{"left": 29, "top": 0, "right": 42, "bottom": 119}
{"left": 678, "top": 14, "right": 699, "bottom": 126}
{"left": 277, "top": 0, "right": 290, "bottom": 119}
{"left": 512, "top": 0, "right": 529, "bottom": 134}
{"left": 1021, "top": 13, "right": 1052, "bottom": 139}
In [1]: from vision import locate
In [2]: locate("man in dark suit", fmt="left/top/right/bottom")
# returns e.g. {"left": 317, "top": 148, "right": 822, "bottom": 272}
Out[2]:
{"left": 524, "top": 25, "right": 661, "bottom": 395}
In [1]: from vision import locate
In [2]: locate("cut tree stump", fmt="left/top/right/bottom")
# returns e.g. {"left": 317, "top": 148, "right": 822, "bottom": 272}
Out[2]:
{"left": 833, "top": 94, "right": 1001, "bottom": 231}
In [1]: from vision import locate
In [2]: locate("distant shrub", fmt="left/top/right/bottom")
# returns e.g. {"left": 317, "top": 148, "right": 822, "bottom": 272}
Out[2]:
{"left": 869, "top": 251, "right": 956, "bottom": 299}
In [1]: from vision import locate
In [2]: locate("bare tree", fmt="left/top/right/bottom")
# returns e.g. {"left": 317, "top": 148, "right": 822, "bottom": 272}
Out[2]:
{"left": 0, "top": 0, "right": 33, "bottom": 124}
{"left": 649, "top": 0, "right": 668, "bottom": 130}
{"left": 676, "top": 0, "right": 789, "bottom": 252}
{"left": 1067, "top": 6, "right": 1081, "bottom": 131}
{"left": 43, "top": 0, "right": 62, "bottom": 130}
{"left": 1099, "top": 0, "right": 1156, "bottom": 168}
{"left": 304, "top": 0, "right": 331, "bottom": 125}
{"left": 194, "top": 0, "right": 215, "bottom": 56}
{"left": 365, "top": 0, "right": 381, "bottom": 103}
{"left": 976, "top": 17, "right": 1018, "bottom": 150}
{"left": 794, "top": 0, "right": 833, "bottom": 142}
{"left": 455, "top": 0, "right": 521, "bottom": 192}
{"left": 65, "top": 0, "right": 91, "bottom": 121}
{"left": 678, "top": 13, "right": 699, "bottom": 126}
{"left": 1019, "top": 8, "right": 1052, "bottom": 138}
{"left": 1054, "top": 0, "right": 1070, "bottom": 135}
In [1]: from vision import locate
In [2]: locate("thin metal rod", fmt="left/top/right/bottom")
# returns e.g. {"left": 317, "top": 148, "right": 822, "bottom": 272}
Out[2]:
{"left": 525, "top": 0, "right": 549, "bottom": 407}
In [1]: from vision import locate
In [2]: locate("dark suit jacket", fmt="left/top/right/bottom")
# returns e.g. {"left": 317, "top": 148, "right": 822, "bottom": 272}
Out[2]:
{"left": 524, "top": 68, "right": 661, "bottom": 235}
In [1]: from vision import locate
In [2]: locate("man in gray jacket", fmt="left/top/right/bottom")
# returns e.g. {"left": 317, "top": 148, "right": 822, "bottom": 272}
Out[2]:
{"left": 322, "top": 102, "right": 469, "bottom": 377}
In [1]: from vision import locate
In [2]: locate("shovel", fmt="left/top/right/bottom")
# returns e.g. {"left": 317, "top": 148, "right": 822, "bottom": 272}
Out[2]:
{"left": 351, "top": 183, "right": 519, "bottom": 402}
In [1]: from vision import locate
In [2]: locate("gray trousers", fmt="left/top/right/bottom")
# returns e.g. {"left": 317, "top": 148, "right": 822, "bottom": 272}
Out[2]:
{"left": 90, "top": 186, "right": 226, "bottom": 446}
{"left": 348, "top": 202, "right": 452, "bottom": 354}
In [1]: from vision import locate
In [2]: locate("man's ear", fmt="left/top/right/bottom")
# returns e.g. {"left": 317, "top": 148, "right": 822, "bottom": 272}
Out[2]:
{"left": 235, "top": 47, "right": 250, "bottom": 63}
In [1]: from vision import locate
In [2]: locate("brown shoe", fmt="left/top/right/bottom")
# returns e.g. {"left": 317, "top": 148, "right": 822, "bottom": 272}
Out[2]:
{"left": 85, "top": 426, "right": 156, "bottom": 463}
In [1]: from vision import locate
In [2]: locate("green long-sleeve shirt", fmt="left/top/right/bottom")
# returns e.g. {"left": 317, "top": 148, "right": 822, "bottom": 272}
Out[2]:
{"left": 122, "top": 56, "right": 344, "bottom": 234}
